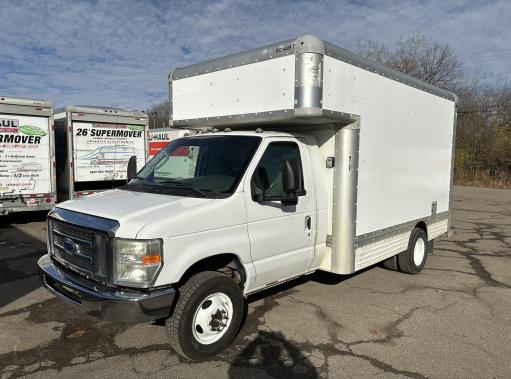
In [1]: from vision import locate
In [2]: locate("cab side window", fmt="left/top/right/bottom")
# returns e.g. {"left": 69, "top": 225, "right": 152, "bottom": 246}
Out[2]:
{"left": 254, "top": 142, "right": 305, "bottom": 198}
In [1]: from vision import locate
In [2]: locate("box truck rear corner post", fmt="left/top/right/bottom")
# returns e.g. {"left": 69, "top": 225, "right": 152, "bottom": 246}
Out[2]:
{"left": 38, "top": 35, "right": 457, "bottom": 360}
{"left": 53, "top": 106, "right": 148, "bottom": 201}
{"left": 0, "top": 96, "right": 56, "bottom": 215}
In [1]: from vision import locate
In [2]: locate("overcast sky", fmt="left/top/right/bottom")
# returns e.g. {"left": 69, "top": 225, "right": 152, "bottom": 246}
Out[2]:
{"left": 1, "top": 0, "right": 510, "bottom": 110}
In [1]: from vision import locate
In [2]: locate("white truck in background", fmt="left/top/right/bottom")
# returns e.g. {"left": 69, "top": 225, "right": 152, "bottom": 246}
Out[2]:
{"left": 53, "top": 106, "right": 148, "bottom": 201}
{"left": 0, "top": 96, "right": 56, "bottom": 214}
{"left": 38, "top": 35, "right": 457, "bottom": 360}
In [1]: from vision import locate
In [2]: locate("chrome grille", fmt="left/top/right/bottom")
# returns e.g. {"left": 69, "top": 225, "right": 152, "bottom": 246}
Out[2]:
{"left": 49, "top": 219, "right": 107, "bottom": 281}
{"left": 54, "top": 222, "right": 93, "bottom": 243}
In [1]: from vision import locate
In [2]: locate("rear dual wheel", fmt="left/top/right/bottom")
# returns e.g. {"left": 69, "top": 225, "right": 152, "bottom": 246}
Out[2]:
{"left": 382, "top": 227, "right": 429, "bottom": 274}
{"left": 398, "top": 227, "right": 428, "bottom": 274}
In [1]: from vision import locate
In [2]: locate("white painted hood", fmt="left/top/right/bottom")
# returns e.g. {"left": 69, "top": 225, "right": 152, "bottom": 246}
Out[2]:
{"left": 56, "top": 189, "right": 246, "bottom": 239}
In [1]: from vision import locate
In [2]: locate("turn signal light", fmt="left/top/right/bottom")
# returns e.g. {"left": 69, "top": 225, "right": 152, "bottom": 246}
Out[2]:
{"left": 142, "top": 255, "right": 161, "bottom": 265}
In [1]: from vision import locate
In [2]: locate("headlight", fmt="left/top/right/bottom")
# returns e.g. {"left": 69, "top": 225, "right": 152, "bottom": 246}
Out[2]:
{"left": 113, "top": 238, "right": 163, "bottom": 288}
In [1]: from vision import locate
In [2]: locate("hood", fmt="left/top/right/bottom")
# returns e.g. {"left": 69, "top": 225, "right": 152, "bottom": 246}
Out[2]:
{"left": 57, "top": 189, "right": 245, "bottom": 239}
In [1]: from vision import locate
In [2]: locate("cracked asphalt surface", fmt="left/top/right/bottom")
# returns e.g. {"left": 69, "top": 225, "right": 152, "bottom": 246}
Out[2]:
{"left": 1, "top": 186, "right": 510, "bottom": 378}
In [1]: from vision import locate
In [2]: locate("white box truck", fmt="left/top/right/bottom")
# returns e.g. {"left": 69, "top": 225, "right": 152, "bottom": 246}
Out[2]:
{"left": 0, "top": 96, "right": 56, "bottom": 214}
{"left": 53, "top": 106, "right": 148, "bottom": 201}
{"left": 148, "top": 127, "right": 191, "bottom": 159}
{"left": 38, "top": 35, "right": 457, "bottom": 360}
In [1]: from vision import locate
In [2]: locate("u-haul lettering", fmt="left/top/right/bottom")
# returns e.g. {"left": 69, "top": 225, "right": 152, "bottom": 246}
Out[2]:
{"left": 0, "top": 135, "right": 41, "bottom": 144}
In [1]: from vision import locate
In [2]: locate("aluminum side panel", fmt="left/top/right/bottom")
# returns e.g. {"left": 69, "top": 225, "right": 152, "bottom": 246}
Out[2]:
{"left": 172, "top": 56, "right": 295, "bottom": 121}
{"left": 322, "top": 56, "right": 455, "bottom": 236}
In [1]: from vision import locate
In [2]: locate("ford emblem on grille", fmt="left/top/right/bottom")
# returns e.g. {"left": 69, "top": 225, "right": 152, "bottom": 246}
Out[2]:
{"left": 63, "top": 238, "right": 79, "bottom": 255}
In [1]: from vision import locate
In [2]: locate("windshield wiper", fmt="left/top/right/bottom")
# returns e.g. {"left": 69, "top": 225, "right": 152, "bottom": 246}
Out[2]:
{"left": 157, "top": 179, "right": 206, "bottom": 196}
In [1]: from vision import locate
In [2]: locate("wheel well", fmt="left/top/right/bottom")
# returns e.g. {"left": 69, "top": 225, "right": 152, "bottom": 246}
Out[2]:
{"left": 179, "top": 254, "right": 246, "bottom": 289}
{"left": 415, "top": 221, "right": 428, "bottom": 237}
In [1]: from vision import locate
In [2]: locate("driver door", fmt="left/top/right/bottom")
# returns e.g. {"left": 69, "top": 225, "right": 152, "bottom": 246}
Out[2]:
{"left": 244, "top": 138, "right": 315, "bottom": 290}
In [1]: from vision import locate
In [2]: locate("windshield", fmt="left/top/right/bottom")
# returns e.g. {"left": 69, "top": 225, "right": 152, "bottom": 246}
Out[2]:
{"left": 123, "top": 135, "right": 261, "bottom": 198}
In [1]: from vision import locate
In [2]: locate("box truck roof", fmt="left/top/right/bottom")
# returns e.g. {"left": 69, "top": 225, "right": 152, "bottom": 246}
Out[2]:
{"left": 168, "top": 34, "right": 457, "bottom": 129}
{"left": 170, "top": 34, "right": 456, "bottom": 102}
{"left": 0, "top": 95, "right": 52, "bottom": 109}
{"left": 54, "top": 105, "right": 147, "bottom": 119}
{"left": 0, "top": 95, "right": 53, "bottom": 117}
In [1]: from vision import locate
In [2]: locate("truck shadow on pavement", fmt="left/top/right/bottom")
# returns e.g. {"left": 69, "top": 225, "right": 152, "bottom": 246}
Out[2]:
{"left": 0, "top": 211, "right": 48, "bottom": 308}
{"left": 228, "top": 330, "right": 318, "bottom": 378}
{"left": 224, "top": 271, "right": 367, "bottom": 378}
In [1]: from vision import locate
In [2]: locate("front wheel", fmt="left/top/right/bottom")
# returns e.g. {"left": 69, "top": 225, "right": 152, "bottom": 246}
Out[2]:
{"left": 166, "top": 271, "right": 244, "bottom": 360}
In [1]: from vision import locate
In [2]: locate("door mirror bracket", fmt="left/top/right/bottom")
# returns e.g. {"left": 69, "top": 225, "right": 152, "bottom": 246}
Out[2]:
{"left": 281, "top": 195, "right": 298, "bottom": 206}
{"left": 127, "top": 156, "right": 137, "bottom": 182}
{"left": 251, "top": 167, "right": 267, "bottom": 202}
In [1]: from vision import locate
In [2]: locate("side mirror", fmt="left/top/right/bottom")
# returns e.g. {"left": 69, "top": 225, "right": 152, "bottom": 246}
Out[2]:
{"left": 282, "top": 159, "right": 302, "bottom": 193}
{"left": 251, "top": 167, "right": 269, "bottom": 202}
{"left": 281, "top": 159, "right": 302, "bottom": 206}
{"left": 127, "top": 156, "right": 137, "bottom": 181}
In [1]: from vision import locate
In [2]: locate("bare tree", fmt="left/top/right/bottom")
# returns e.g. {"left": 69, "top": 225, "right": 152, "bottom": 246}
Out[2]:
{"left": 359, "top": 33, "right": 463, "bottom": 91}
{"left": 147, "top": 99, "right": 170, "bottom": 129}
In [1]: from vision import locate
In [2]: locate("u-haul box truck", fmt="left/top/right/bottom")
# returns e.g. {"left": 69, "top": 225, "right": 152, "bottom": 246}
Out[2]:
{"left": 38, "top": 35, "right": 457, "bottom": 360}
{"left": 53, "top": 106, "right": 148, "bottom": 201}
{"left": 0, "top": 96, "right": 56, "bottom": 214}
{"left": 148, "top": 127, "right": 191, "bottom": 159}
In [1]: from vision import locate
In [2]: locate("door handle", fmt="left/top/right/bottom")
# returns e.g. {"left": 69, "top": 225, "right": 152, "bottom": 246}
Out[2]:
{"left": 305, "top": 216, "right": 311, "bottom": 233}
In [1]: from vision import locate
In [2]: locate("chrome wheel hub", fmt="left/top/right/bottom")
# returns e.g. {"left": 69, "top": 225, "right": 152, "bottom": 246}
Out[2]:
{"left": 413, "top": 237, "right": 426, "bottom": 266}
{"left": 192, "top": 292, "right": 233, "bottom": 345}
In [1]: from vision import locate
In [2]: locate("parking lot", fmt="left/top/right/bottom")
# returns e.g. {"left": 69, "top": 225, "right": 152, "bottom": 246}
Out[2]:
{"left": 1, "top": 186, "right": 510, "bottom": 378}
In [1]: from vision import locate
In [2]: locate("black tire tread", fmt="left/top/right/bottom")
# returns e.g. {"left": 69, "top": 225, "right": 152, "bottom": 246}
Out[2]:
{"left": 166, "top": 271, "right": 226, "bottom": 359}
{"left": 398, "top": 228, "right": 427, "bottom": 275}
{"left": 382, "top": 255, "right": 399, "bottom": 271}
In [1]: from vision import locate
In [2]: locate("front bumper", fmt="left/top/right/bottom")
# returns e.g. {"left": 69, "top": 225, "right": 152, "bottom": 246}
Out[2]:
{"left": 37, "top": 254, "right": 176, "bottom": 323}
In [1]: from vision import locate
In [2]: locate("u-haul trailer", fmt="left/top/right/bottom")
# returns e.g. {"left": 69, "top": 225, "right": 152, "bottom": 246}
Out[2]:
{"left": 0, "top": 96, "right": 56, "bottom": 215}
{"left": 39, "top": 35, "right": 456, "bottom": 360}
{"left": 148, "top": 127, "right": 191, "bottom": 159}
{"left": 53, "top": 106, "right": 148, "bottom": 201}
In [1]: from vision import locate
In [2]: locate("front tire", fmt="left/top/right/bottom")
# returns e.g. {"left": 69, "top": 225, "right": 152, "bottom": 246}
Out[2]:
{"left": 166, "top": 271, "right": 244, "bottom": 360}
{"left": 398, "top": 227, "right": 428, "bottom": 274}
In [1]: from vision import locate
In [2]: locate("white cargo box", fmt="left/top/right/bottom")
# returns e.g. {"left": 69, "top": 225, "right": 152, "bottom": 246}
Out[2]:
{"left": 53, "top": 105, "right": 148, "bottom": 201}
{"left": 168, "top": 35, "right": 457, "bottom": 274}
{"left": 0, "top": 96, "right": 56, "bottom": 214}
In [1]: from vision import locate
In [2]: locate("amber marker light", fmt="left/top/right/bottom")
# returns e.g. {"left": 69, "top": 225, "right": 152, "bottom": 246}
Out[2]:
{"left": 142, "top": 255, "right": 161, "bottom": 265}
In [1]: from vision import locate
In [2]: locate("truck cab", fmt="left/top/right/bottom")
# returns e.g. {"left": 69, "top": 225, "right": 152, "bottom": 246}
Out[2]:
{"left": 38, "top": 130, "right": 326, "bottom": 359}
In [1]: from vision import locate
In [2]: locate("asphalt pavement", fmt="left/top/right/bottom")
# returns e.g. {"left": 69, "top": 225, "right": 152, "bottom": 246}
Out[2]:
{"left": 1, "top": 186, "right": 510, "bottom": 378}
